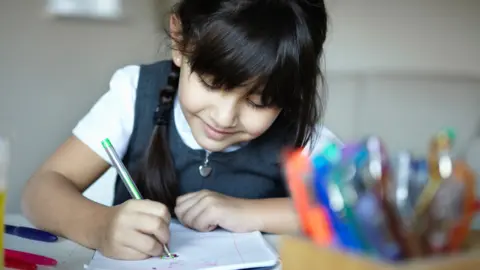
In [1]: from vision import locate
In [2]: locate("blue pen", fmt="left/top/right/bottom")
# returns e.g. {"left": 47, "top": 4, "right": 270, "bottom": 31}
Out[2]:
{"left": 5, "top": 224, "right": 58, "bottom": 243}
{"left": 311, "top": 146, "right": 343, "bottom": 245}
{"left": 312, "top": 144, "right": 365, "bottom": 253}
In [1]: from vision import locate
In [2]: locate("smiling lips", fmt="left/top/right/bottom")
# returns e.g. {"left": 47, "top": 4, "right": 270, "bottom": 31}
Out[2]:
{"left": 202, "top": 122, "right": 236, "bottom": 141}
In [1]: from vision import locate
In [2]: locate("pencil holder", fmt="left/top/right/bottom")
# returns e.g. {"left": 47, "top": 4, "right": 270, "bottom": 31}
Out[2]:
{"left": 280, "top": 129, "right": 480, "bottom": 269}
{"left": 279, "top": 231, "right": 480, "bottom": 270}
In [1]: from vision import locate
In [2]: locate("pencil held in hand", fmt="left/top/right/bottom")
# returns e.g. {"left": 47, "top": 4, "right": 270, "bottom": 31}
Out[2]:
{"left": 99, "top": 199, "right": 172, "bottom": 260}
{"left": 101, "top": 138, "right": 173, "bottom": 258}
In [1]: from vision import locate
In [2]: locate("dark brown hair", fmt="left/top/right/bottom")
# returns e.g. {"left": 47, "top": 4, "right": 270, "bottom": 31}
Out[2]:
{"left": 137, "top": 0, "right": 329, "bottom": 212}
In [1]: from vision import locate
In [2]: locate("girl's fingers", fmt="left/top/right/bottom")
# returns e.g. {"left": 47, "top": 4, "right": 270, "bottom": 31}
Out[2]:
{"left": 129, "top": 212, "right": 170, "bottom": 245}
{"left": 105, "top": 245, "right": 151, "bottom": 261}
{"left": 191, "top": 202, "right": 219, "bottom": 232}
{"left": 126, "top": 199, "right": 171, "bottom": 225}
{"left": 121, "top": 229, "right": 163, "bottom": 257}
{"left": 176, "top": 191, "right": 202, "bottom": 205}
{"left": 175, "top": 192, "right": 209, "bottom": 221}
{"left": 180, "top": 197, "right": 210, "bottom": 229}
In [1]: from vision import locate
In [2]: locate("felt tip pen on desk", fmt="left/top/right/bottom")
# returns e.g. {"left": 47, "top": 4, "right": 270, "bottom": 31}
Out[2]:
{"left": 5, "top": 224, "right": 58, "bottom": 243}
{"left": 101, "top": 138, "right": 173, "bottom": 258}
{"left": 5, "top": 257, "right": 38, "bottom": 270}
{"left": 5, "top": 249, "right": 57, "bottom": 267}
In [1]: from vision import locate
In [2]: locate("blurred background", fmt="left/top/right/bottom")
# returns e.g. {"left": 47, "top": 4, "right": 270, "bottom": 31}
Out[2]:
{"left": 0, "top": 0, "right": 479, "bottom": 226}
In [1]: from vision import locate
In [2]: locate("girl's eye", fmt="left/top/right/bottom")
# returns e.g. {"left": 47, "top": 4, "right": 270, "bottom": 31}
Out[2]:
{"left": 198, "top": 75, "right": 271, "bottom": 109}
{"left": 246, "top": 99, "right": 265, "bottom": 108}
{"left": 246, "top": 95, "right": 268, "bottom": 109}
{"left": 198, "top": 76, "right": 220, "bottom": 90}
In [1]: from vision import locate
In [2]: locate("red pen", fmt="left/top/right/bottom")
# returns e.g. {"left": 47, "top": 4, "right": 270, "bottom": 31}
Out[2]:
{"left": 5, "top": 249, "right": 57, "bottom": 267}
{"left": 5, "top": 257, "right": 38, "bottom": 270}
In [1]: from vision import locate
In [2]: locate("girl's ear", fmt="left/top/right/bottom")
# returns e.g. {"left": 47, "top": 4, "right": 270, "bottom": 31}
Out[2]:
{"left": 170, "top": 14, "right": 183, "bottom": 68}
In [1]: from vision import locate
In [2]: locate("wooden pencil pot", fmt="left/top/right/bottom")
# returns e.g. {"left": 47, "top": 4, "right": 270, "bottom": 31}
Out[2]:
{"left": 279, "top": 231, "right": 480, "bottom": 270}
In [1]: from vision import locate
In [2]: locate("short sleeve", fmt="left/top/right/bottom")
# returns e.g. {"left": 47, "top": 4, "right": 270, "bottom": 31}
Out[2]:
{"left": 72, "top": 65, "right": 140, "bottom": 164}
{"left": 302, "top": 124, "right": 342, "bottom": 157}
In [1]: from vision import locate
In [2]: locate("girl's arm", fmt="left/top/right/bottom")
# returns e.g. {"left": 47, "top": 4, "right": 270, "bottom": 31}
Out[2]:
{"left": 22, "top": 65, "right": 140, "bottom": 251}
{"left": 23, "top": 135, "right": 173, "bottom": 261}
{"left": 243, "top": 127, "right": 341, "bottom": 234}
{"left": 242, "top": 197, "right": 300, "bottom": 235}
{"left": 21, "top": 136, "right": 112, "bottom": 249}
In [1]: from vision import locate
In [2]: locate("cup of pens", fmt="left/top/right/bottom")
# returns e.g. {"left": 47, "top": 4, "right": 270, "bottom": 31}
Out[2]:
{"left": 0, "top": 137, "right": 9, "bottom": 269}
{"left": 282, "top": 128, "right": 479, "bottom": 266}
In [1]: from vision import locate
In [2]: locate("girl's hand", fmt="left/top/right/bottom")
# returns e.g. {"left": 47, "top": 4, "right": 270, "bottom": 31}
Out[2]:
{"left": 98, "top": 200, "right": 171, "bottom": 260}
{"left": 174, "top": 190, "right": 259, "bottom": 233}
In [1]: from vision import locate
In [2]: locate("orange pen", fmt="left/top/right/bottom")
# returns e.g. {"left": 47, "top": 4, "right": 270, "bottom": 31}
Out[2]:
{"left": 445, "top": 160, "right": 476, "bottom": 252}
{"left": 283, "top": 148, "right": 334, "bottom": 246}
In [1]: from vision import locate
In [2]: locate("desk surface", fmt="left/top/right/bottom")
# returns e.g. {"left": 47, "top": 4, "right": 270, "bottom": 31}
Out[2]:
{"left": 5, "top": 214, "right": 281, "bottom": 270}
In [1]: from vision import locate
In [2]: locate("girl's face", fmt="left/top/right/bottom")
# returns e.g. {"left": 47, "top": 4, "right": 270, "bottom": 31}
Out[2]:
{"left": 173, "top": 57, "right": 282, "bottom": 152}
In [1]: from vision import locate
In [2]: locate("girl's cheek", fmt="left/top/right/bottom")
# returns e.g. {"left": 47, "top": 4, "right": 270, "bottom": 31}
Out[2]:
{"left": 248, "top": 120, "right": 275, "bottom": 137}
{"left": 247, "top": 110, "right": 281, "bottom": 135}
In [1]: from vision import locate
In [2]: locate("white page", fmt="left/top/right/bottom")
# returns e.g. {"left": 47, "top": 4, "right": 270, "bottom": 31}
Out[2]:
{"left": 86, "top": 220, "right": 278, "bottom": 270}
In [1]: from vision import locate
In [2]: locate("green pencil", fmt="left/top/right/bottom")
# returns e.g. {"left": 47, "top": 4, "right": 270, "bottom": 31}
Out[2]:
{"left": 101, "top": 138, "right": 173, "bottom": 258}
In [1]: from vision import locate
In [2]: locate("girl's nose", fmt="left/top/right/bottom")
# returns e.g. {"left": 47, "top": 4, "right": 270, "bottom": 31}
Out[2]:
{"left": 210, "top": 99, "right": 238, "bottom": 129}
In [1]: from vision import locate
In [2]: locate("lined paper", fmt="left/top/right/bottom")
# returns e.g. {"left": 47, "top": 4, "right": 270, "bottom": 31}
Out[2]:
{"left": 86, "top": 221, "right": 278, "bottom": 270}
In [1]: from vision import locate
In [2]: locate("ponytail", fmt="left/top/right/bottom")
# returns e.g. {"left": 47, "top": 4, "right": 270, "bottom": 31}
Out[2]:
{"left": 135, "top": 61, "right": 180, "bottom": 213}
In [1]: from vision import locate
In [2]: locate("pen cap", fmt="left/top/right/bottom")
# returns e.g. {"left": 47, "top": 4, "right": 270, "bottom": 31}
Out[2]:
{"left": 390, "top": 152, "right": 412, "bottom": 203}
{"left": 356, "top": 136, "right": 389, "bottom": 189}
{"left": 428, "top": 128, "right": 456, "bottom": 180}
{"left": 392, "top": 152, "right": 412, "bottom": 182}
{"left": 341, "top": 143, "right": 360, "bottom": 160}
{"left": 342, "top": 143, "right": 368, "bottom": 168}
{"left": 312, "top": 143, "right": 341, "bottom": 169}
{"left": 322, "top": 143, "right": 342, "bottom": 163}
{"left": 367, "top": 135, "right": 391, "bottom": 172}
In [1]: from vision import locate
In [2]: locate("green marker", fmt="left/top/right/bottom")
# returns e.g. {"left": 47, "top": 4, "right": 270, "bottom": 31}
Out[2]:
{"left": 101, "top": 138, "right": 173, "bottom": 258}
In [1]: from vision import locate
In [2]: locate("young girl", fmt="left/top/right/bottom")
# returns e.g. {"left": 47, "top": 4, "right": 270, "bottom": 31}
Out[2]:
{"left": 22, "top": 0, "right": 336, "bottom": 261}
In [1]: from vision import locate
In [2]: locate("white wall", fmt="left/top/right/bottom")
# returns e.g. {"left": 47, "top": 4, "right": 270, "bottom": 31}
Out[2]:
{"left": 1, "top": 0, "right": 479, "bottom": 213}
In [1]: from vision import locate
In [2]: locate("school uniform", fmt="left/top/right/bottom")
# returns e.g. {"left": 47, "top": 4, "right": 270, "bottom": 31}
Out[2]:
{"left": 73, "top": 60, "right": 339, "bottom": 205}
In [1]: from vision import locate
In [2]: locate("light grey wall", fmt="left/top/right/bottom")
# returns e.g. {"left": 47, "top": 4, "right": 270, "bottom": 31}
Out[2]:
{"left": 1, "top": 0, "right": 480, "bottom": 213}
{"left": 320, "top": 0, "right": 480, "bottom": 153}
{"left": 323, "top": 0, "right": 480, "bottom": 75}
{"left": 0, "top": 0, "right": 172, "bottom": 212}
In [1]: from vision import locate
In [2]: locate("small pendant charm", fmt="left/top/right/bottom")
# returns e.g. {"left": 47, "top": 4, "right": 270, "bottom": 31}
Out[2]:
{"left": 199, "top": 151, "right": 212, "bottom": 177}
{"left": 199, "top": 165, "right": 212, "bottom": 177}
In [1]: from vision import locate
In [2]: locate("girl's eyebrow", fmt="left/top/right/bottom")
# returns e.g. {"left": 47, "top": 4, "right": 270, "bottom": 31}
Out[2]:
{"left": 248, "top": 81, "right": 267, "bottom": 94}
{"left": 241, "top": 78, "right": 264, "bottom": 94}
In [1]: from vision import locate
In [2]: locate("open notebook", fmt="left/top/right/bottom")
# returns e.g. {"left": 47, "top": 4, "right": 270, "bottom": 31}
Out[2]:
{"left": 85, "top": 220, "right": 278, "bottom": 270}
